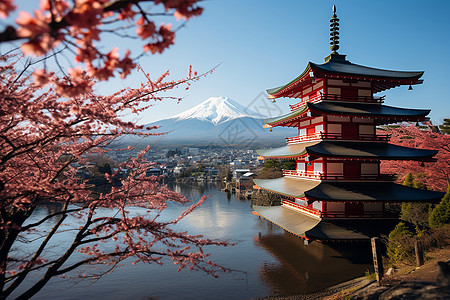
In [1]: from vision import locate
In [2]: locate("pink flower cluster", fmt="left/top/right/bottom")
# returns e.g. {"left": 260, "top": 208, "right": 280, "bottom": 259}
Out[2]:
{"left": 5, "top": 0, "right": 203, "bottom": 85}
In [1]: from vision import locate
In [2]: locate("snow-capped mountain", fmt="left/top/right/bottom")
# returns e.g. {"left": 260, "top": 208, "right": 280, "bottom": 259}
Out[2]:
{"left": 170, "top": 96, "right": 264, "bottom": 125}
{"left": 125, "top": 97, "right": 296, "bottom": 146}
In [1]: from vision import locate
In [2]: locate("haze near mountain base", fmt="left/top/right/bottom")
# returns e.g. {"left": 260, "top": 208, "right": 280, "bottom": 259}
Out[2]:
{"left": 130, "top": 97, "right": 296, "bottom": 146}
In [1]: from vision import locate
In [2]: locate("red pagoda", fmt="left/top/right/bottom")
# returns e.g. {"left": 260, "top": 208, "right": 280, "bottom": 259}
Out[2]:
{"left": 253, "top": 6, "right": 444, "bottom": 243}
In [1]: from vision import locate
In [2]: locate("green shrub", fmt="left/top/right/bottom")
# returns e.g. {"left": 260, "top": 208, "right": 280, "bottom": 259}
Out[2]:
{"left": 429, "top": 186, "right": 450, "bottom": 228}
{"left": 387, "top": 222, "right": 415, "bottom": 266}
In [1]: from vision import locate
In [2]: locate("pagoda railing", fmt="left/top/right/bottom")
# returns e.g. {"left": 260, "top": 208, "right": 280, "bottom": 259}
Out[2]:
{"left": 283, "top": 170, "right": 321, "bottom": 179}
{"left": 283, "top": 170, "right": 395, "bottom": 181}
{"left": 290, "top": 94, "right": 385, "bottom": 111}
{"left": 322, "top": 210, "right": 391, "bottom": 219}
{"left": 282, "top": 199, "right": 322, "bottom": 218}
{"left": 285, "top": 133, "right": 321, "bottom": 144}
{"left": 321, "top": 173, "right": 396, "bottom": 181}
{"left": 285, "top": 132, "right": 391, "bottom": 144}
{"left": 320, "top": 133, "right": 391, "bottom": 141}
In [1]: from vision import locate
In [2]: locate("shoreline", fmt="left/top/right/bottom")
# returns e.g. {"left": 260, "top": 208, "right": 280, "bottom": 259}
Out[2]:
{"left": 262, "top": 247, "right": 450, "bottom": 300}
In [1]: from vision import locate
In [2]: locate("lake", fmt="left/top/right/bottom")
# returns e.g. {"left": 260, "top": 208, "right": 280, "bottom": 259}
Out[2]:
{"left": 13, "top": 183, "right": 373, "bottom": 299}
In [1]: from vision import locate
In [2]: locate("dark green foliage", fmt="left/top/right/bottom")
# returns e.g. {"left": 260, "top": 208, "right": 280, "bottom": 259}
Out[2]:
{"left": 400, "top": 203, "right": 431, "bottom": 227}
{"left": 263, "top": 159, "right": 281, "bottom": 171}
{"left": 387, "top": 222, "right": 415, "bottom": 266}
{"left": 98, "top": 163, "right": 112, "bottom": 175}
{"left": 400, "top": 173, "right": 430, "bottom": 226}
{"left": 402, "top": 173, "right": 414, "bottom": 187}
{"left": 166, "top": 148, "right": 181, "bottom": 158}
{"left": 258, "top": 159, "right": 283, "bottom": 179}
{"left": 282, "top": 160, "right": 296, "bottom": 170}
{"left": 251, "top": 191, "right": 282, "bottom": 206}
{"left": 439, "top": 118, "right": 450, "bottom": 134}
{"left": 429, "top": 186, "right": 450, "bottom": 228}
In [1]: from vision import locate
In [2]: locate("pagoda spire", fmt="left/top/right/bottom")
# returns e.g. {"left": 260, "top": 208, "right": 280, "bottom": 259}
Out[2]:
{"left": 324, "top": 5, "right": 346, "bottom": 62}
{"left": 330, "top": 5, "right": 340, "bottom": 54}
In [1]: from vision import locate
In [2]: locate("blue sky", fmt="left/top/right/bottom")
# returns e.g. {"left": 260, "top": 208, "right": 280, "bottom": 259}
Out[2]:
{"left": 87, "top": 1, "right": 450, "bottom": 124}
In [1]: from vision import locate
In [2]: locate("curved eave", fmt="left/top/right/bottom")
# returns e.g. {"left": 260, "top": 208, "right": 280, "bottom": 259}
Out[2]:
{"left": 253, "top": 177, "right": 444, "bottom": 203}
{"left": 266, "top": 59, "right": 424, "bottom": 99}
{"left": 253, "top": 177, "right": 320, "bottom": 198}
{"left": 257, "top": 141, "right": 320, "bottom": 159}
{"left": 309, "top": 102, "right": 430, "bottom": 121}
{"left": 263, "top": 104, "right": 309, "bottom": 127}
{"left": 264, "top": 102, "right": 430, "bottom": 128}
{"left": 253, "top": 205, "right": 321, "bottom": 239}
{"left": 266, "top": 63, "right": 313, "bottom": 98}
{"left": 306, "top": 182, "right": 444, "bottom": 203}
{"left": 306, "top": 141, "right": 438, "bottom": 161}
{"left": 257, "top": 141, "right": 438, "bottom": 161}
{"left": 310, "top": 61, "right": 423, "bottom": 81}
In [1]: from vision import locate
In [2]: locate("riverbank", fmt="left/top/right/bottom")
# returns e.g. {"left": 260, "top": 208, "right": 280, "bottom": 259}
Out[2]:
{"left": 344, "top": 247, "right": 450, "bottom": 299}
{"left": 262, "top": 247, "right": 450, "bottom": 300}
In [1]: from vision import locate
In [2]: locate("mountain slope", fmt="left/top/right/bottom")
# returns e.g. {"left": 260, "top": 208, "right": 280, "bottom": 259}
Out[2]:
{"left": 169, "top": 96, "right": 265, "bottom": 125}
{"left": 133, "top": 97, "right": 296, "bottom": 146}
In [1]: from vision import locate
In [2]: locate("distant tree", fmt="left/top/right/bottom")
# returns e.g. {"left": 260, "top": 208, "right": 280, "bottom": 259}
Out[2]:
{"left": 258, "top": 159, "right": 282, "bottom": 179}
{"left": 381, "top": 124, "right": 450, "bottom": 192}
{"left": 282, "top": 160, "right": 296, "bottom": 170}
{"left": 263, "top": 159, "right": 281, "bottom": 171}
{"left": 402, "top": 173, "right": 414, "bottom": 187}
{"left": 400, "top": 173, "right": 431, "bottom": 226}
{"left": 98, "top": 163, "right": 112, "bottom": 175}
{"left": 429, "top": 186, "right": 450, "bottom": 228}
{"left": 218, "top": 166, "right": 232, "bottom": 182}
{"left": 439, "top": 118, "right": 450, "bottom": 134}
{"left": 166, "top": 149, "right": 181, "bottom": 158}
{"left": 252, "top": 191, "right": 282, "bottom": 207}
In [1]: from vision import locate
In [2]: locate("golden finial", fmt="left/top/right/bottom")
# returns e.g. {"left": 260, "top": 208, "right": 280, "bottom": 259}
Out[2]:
{"left": 330, "top": 5, "right": 340, "bottom": 54}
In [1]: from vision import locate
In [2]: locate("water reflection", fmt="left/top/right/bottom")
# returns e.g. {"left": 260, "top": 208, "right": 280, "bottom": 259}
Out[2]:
{"left": 16, "top": 183, "right": 373, "bottom": 299}
{"left": 254, "top": 231, "right": 372, "bottom": 295}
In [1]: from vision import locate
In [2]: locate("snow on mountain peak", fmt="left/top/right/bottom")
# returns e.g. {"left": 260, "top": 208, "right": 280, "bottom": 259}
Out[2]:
{"left": 171, "top": 96, "right": 264, "bottom": 124}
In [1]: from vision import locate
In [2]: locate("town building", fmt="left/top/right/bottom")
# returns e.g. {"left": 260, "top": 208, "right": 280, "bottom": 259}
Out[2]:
{"left": 253, "top": 6, "right": 444, "bottom": 243}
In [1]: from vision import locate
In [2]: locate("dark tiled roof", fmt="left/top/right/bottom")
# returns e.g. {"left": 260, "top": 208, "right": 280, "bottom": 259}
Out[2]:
{"left": 310, "top": 60, "right": 423, "bottom": 80}
{"left": 253, "top": 205, "right": 321, "bottom": 238}
{"left": 267, "top": 56, "right": 424, "bottom": 96}
{"left": 264, "top": 102, "right": 429, "bottom": 126}
{"left": 253, "top": 177, "right": 444, "bottom": 203}
{"left": 257, "top": 141, "right": 437, "bottom": 160}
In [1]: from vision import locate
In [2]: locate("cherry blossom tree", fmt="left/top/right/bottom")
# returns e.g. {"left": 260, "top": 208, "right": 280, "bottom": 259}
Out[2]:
{"left": 0, "top": 1, "right": 230, "bottom": 299}
{"left": 0, "top": 53, "right": 226, "bottom": 299}
{"left": 380, "top": 124, "right": 450, "bottom": 192}
{"left": 0, "top": 0, "right": 203, "bottom": 96}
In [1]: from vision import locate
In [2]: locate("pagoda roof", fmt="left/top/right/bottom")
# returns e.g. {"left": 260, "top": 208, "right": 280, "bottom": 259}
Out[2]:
{"left": 257, "top": 141, "right": 437, "bottom": 160}
{"left": 253, "top": 177, "right": 444, "bottom": 203}
{"left": 267, "top": 55, "right": 424, "bottom": 98}
{"left": 254, "top": 208, "right": 398, "bottom": 240}
{"left": 306, "top": 219, "right": 399, "bottom": 241}
{"left": 310, "top": 58, "right": 423, "bottom": 81}
{"left": 253, "top": 205, "right": 321, "bottom": 238}
{"left": 264, "top": 102, "right": 430, "bottom": 127}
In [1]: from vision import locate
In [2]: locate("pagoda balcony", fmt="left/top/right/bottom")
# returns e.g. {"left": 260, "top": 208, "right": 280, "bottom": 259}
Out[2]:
{"left": 285, "top": 132, "right": 391, "bottom": 144}
{"left": 283, "top": 170, "right": 322, "bottom": 179}
{"left": 320, "top": 133, "right": 391, "bottom": 141}
{"left": 321, "top": 173, "right": 396, "bottom": 181}
{"left": 283, "top": 170, "right": 395, "bottom": 181}
{"left": 282, "top": 199, "right": 322, "bottom": 218}
{"left": 285, "top": 133, "right": 322, "bottom": 144}
{"left": 290, "top": 94, "right": 385, "bottom": 111}
{"left": 322, "top": 210, "right": 396, "bottom": 219}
